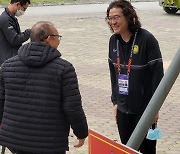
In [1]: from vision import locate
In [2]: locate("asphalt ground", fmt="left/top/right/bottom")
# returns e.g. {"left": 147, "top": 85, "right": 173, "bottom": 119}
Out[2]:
{"left": 0, "top": 1, "right": 180, "bottom": 154}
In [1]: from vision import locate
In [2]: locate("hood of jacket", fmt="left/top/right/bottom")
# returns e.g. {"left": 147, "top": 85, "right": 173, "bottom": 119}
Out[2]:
{"left": 18, "top": 42, "right": 61, "bottom": 67}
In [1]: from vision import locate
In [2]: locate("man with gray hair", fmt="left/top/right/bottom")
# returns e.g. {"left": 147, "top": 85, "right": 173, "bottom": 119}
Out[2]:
{"left": 0, "top": 21, "right": 88, "bottom": 154}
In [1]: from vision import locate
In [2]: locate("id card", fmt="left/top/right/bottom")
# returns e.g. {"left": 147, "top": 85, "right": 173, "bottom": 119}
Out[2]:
{"left": 118, "top": 74, "right": 129, "bottom": 95}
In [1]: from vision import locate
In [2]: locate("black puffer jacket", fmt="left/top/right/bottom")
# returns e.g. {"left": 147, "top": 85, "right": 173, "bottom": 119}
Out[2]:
{"left": 0, "top": 42, "right": 88, "bottom": 153}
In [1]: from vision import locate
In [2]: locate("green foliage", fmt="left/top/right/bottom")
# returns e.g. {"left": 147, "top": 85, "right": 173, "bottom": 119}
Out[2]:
{"left": 0, "top": 0, "right": 9, "bottom": 3}
{"left": 0, "top": 0, "right": 78, "bottom": 4}
{"left": 31, "top": 0, "right": 77, "bottom": 3}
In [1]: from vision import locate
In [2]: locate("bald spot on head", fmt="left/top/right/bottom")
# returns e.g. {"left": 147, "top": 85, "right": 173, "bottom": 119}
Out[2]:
{"left": 30, "top": 21, "right": 55, "bottom": 42}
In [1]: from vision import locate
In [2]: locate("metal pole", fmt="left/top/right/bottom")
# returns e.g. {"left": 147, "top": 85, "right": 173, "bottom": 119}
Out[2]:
{"left": 126, "top": 48, "right": 180, "bottom": 150}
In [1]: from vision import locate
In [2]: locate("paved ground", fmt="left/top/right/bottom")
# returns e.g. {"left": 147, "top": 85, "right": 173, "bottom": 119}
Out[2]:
{"left": 0, "top": 1, "right": 180, "bottom": 154}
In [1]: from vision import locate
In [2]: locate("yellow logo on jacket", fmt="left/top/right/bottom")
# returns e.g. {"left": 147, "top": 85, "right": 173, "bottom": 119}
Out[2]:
{"left": 133, "top": 45, "right": 139, "bottom": 54}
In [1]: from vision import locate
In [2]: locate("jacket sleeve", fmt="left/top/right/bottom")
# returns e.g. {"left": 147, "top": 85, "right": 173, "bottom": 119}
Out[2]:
{"left": 108, "top": 36, "right": 117, "bottom": 105}
{"left": 147, "top": 34, "right": 164, "bottom": 94}
{"left": 1, "top": 17, "right": 30, "bottom": 46}
{"left": 108, "top": 58, "right": 117, "bottom": 105}
{"left": 61, "top": 62, "right": 88, "bottom": 139}
{"left": 0, "top": 67, "right": 5, "bottom": 123}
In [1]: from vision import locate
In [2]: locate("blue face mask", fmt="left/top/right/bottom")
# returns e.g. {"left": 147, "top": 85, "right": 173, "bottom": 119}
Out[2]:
{"left": 146, "top": 125, "right": 163, "bottom": 140}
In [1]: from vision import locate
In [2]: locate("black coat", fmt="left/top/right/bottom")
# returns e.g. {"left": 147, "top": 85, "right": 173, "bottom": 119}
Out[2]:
{"left": 0, "top": 42, "right": 88, "bottom": 153}
{"left": 0, "top": 8, "right": 30, "bottom": 65}
{"left": 108, "top": 28, "right": 164, "bottom": 114}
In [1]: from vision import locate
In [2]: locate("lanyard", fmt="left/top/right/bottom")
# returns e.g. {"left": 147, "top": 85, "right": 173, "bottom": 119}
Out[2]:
{"left": 116, "top": 31, "right": 138, "bottom": 75}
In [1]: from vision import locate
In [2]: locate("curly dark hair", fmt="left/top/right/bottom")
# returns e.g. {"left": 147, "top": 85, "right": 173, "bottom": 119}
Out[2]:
{"left": 106, "top": 0, "right": 141, "bottom": 33}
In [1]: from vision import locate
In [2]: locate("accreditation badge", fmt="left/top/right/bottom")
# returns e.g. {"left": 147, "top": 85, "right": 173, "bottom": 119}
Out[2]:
{"left": 118, "top": 74, "right": 129, "bottom": 95}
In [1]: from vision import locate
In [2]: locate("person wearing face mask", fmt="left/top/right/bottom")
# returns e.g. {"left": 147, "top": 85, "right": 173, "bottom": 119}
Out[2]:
{"left": 0, "top": 0, "right": 31, "bottom": 66}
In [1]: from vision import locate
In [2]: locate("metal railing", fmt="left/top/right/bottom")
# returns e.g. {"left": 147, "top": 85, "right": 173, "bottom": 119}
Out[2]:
{"left": 127, "top": 47, "right": 180, "bottom": 150}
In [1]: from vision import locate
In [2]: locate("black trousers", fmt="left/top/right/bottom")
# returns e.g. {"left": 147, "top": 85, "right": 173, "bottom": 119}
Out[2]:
{"left": 116, "top": 110, "right": 156, "bottom": 154}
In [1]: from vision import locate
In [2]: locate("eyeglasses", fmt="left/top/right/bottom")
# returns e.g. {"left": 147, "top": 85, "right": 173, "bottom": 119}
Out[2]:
{"left": 49, "top": 34, "right": 62, "bottom": 39}
{"left": 105, "top": 15, "right": 124, "bottom": 23}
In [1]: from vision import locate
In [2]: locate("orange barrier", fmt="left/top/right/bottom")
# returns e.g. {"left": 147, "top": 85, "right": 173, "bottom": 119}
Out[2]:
{"left": 88, "top": 129, "right": 141, "bottom": 154}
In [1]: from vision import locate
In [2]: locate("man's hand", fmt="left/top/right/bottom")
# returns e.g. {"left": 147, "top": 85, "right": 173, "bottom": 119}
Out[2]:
{"left": 74, "top": 138, "right": 85, "bottom": 148}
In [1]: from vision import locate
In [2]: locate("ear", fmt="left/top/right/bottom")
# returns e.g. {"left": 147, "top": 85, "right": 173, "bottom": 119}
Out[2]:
{"left": 15, "top": 2, "right": 20, "bottom": 6}
{"left": 44, "top": 35, "right": 51, "bottom": 44}
{"left": 44, "top": 36, "right": 53, "bottom": 47}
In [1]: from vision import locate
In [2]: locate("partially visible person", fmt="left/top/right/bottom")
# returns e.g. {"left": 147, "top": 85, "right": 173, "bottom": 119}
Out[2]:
{"left": 106, "top": 0, "right": 164, "bottom": 154}
{"left": 0, "top": 0, "right": 31, "bottom": 66}
{"left": 0, "top": 21, "right": 88, "bottom": 154}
